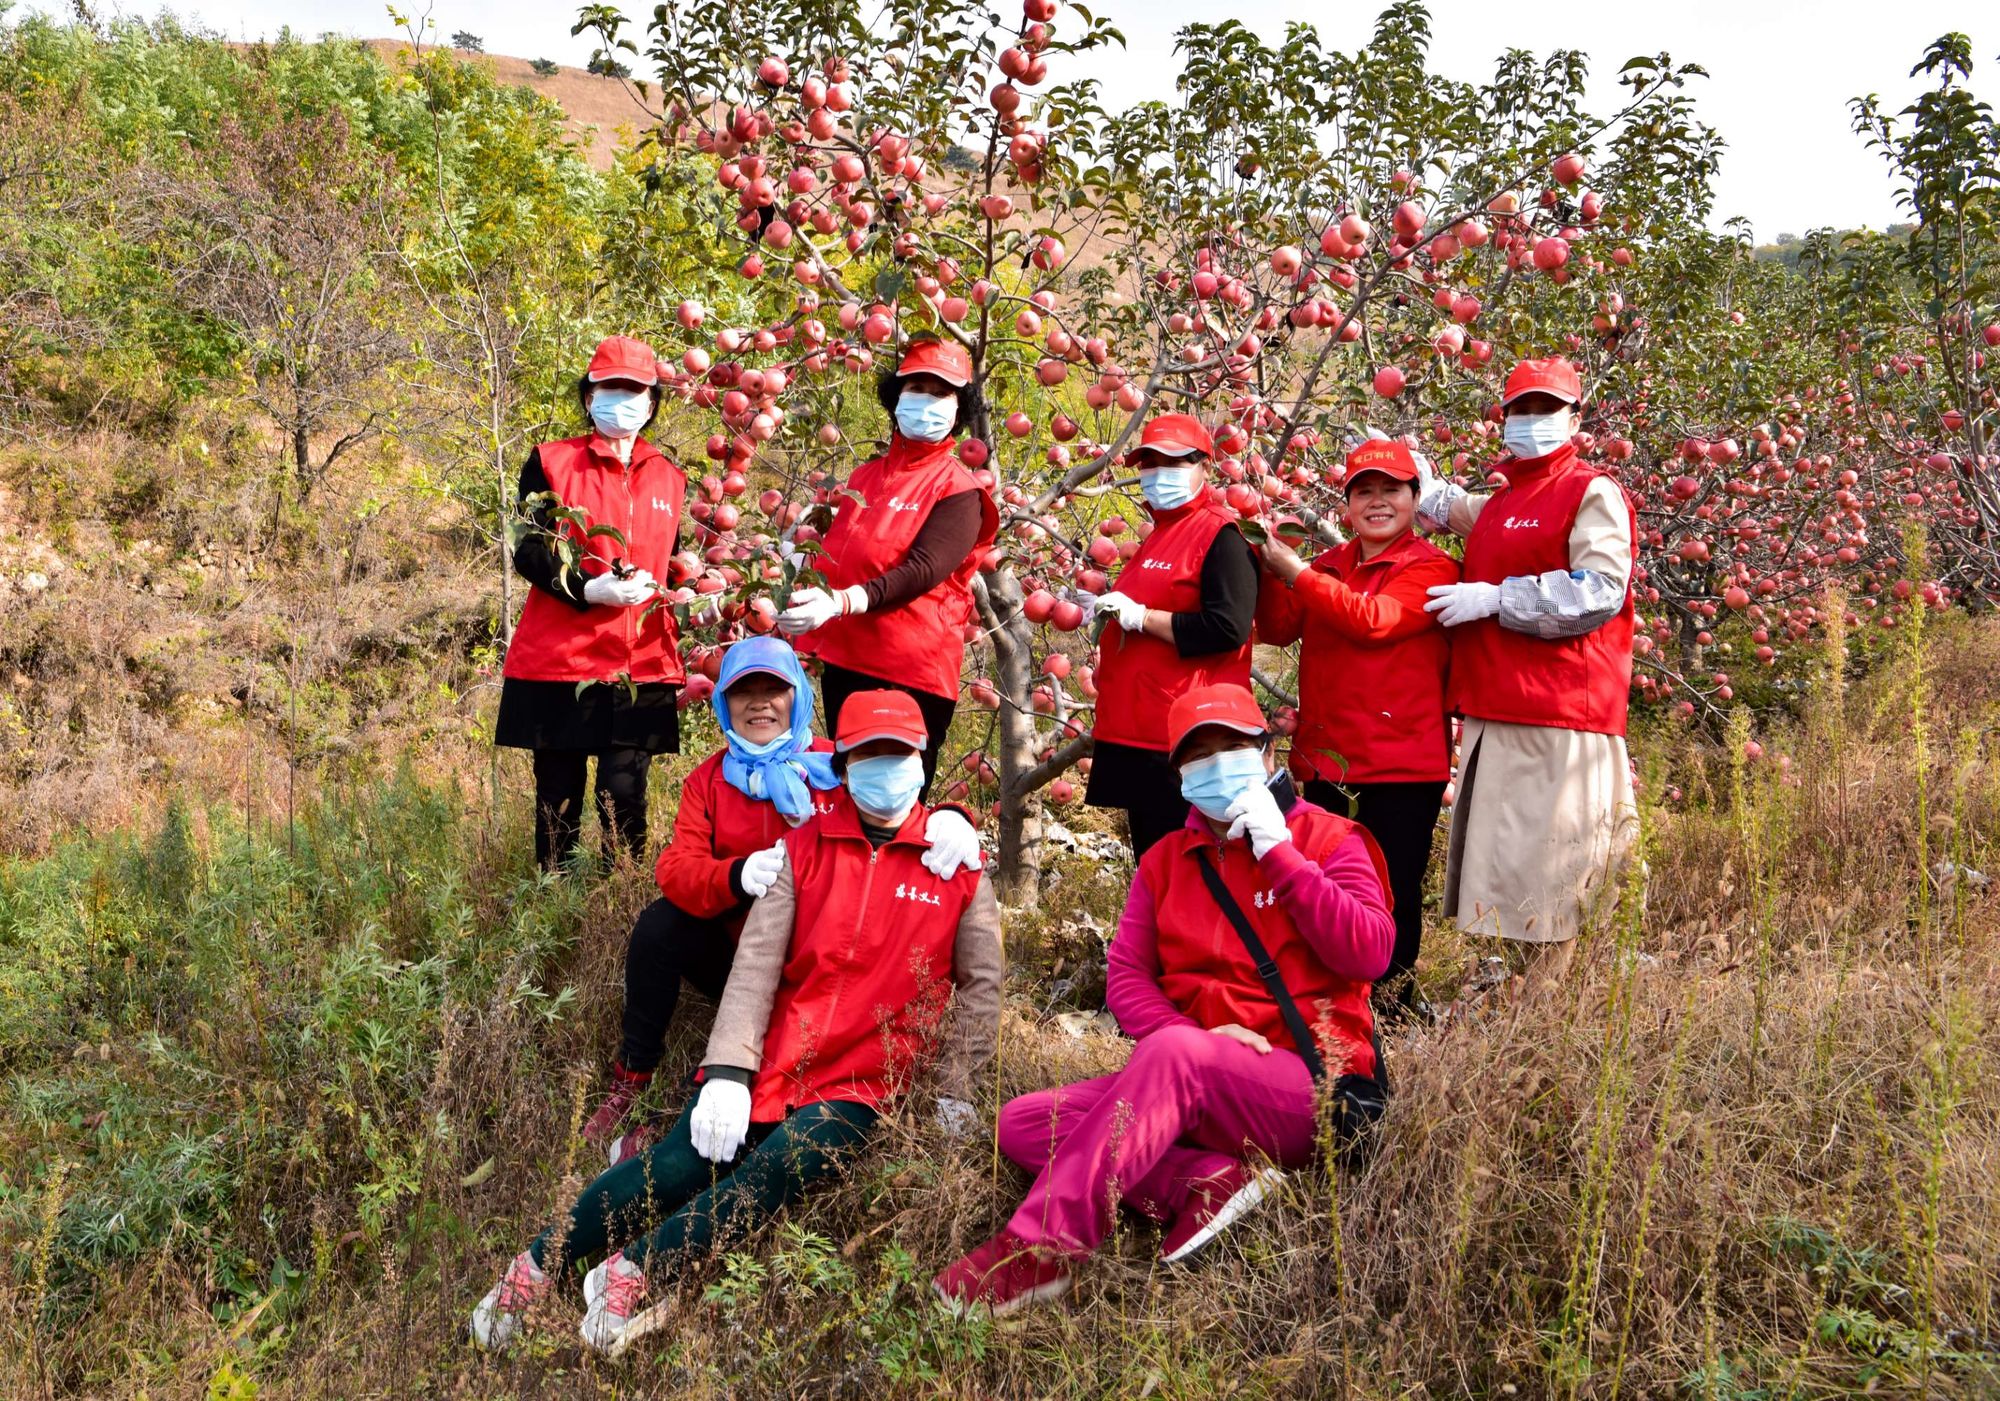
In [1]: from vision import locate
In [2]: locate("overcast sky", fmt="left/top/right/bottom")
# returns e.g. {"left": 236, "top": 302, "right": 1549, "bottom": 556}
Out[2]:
{"left": 70, "top": 0, "right": 1986, "bottom": 241}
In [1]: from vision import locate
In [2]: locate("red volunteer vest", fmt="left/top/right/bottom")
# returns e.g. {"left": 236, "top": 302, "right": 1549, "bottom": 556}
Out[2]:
{"left": 503, "top": 434, "right": 688, "bottom": 685}
{"left": 1092, "top": 492, "right": 1252, "bottom": 750}
{"left": 1448, "top": 446, "right": 1637, "bottom": 737}
{"left": 1144, "top": 800, "right": 1389, "bottom": 1079}
{"left": 807, "top": 436, "right": 999, "bottom": 700}
{"left": 1291, "top": 533, "right": 1456, "bottom": 785}
{"left": 750, "top": 792, "right": 981, "bottom": 1121}
{"left": 653, "top": 743, "right": 839, "bottom": 933}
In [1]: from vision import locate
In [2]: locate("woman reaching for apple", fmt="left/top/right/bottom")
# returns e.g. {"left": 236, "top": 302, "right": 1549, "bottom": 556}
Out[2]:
{"left": 1256, "top": 438, "right": 1459, "bottom": 1020}
{"left": 1084, "top": 413, "right": 1259, "bottom": 858}
{"left": 495, "top": 335, "right": 687, "bottom": 871}
{"left": 775, "top": 337, "right": 999, "bottom": 794}
{"left": 1415, "top": 356, "right": 1639, "bottom": 989}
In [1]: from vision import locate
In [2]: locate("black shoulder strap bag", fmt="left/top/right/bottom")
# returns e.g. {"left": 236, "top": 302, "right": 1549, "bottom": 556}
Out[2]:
{"left": 1193, "top": 847, "right": 1388, "bottom": 1163}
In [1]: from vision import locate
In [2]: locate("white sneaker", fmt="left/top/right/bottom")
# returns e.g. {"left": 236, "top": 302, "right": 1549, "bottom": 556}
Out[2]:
{"left": 579, "top": 1251, "right": 648, "bottom": 1355}
{"left": 469, "top": 1250, "right": 550, "bottom": 1349}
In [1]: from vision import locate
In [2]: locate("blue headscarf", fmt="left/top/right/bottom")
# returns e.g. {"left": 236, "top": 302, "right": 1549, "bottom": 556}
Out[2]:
{"left": 716, "top": 636, "right": 840, "bottom": 823}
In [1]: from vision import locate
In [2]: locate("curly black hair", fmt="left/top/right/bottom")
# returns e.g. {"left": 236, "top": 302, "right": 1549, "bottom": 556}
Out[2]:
{"left": 575, "top": 374, "right": 664, "bottom": 432}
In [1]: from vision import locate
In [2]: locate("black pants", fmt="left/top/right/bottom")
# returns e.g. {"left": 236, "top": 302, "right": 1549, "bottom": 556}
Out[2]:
{"left": 532, "top": 746, "right": 651, "bottom": 870}
{"left": 1126, "top": 790, "right": 1191, "bottom": 860}
{"left": 620, "top": 897, "right": 740, "bottom": 1075}
{"left": 818, "top": 661, "right": 958, "bottom": 795}
{"left": 530, "top": 1097, "right": 878, "bottom": 1274}
{"left": 1083, "top": 740, "right": 1191, "bottom": 859}
{"left": 1304, "top": 778, "right": 1447, "bottom": 991}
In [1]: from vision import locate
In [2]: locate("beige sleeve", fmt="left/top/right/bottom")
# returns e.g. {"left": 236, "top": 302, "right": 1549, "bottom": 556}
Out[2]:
{"left": 936, "top": 875, "right": 1004, "bottom": 1100}
{"left": 1567, "top": 476, "right": 1633, "bottom": 590}
{"left": 1448, "top": 491, "right": 1487, "bottom": 536}
{"left": 701, "top": 862, "right": 797, "bottom": 1073}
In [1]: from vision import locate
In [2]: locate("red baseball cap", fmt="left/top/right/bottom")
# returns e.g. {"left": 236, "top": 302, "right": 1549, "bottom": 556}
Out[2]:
{"left": 1344, "top": 438, "right": 1420, "bottom": 485}
{"left": 1501, "top": 356, "right": 1582, "bottom": 407}
{"left": 896, "top": 339, "right": 974, "bottom": 387}
{"left": 1136, "top": 413, "right": 1215, "bottom": 459}
{"left": 586, "top": 334, "right": 663, "bottom": 386}
{"left": 835, "top": 689, "right": 929, "bottom": 752}
{"left": 1166, "top": 683, "right": 1268, "bottom": 764}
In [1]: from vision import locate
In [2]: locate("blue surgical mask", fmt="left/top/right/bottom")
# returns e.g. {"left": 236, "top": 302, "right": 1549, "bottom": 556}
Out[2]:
{"left": 846, "top": 753, "right": 926, "bottom": 823}
{"left": 1179, "top": 747, "right": 1272, "bottom": 822}
{"left": 1502, "top": 411, "right": 1574, "bottom": 460}
{"left": 894, "top": 390, "right": 956, "bottom": 443}
{"left": 590, "top": 387, "right": 653, "bottom": 437}
{"left": 1140, "top": 465, "right": 1202, "bottom": 511}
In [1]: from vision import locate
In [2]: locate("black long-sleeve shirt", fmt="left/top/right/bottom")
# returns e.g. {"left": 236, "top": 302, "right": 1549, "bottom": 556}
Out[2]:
{"left": 512, "top": 447, "right": 592, "bottom": 612}
{"left": 1168, "top": 525, "right": 1258, "bottom": 655}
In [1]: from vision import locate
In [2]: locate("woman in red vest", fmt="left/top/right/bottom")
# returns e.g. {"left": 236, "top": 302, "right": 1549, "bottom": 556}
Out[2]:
{"left": 775, "top": 339, "right": 999, "bottom": 792}
{"left": 934, "top": 684, "right": 1392, "bottom": 1317}
{"left": 581, "top": 637, "right": 987, "bottom": 1164}
{"left": 472, "top": 690, "right": 1004, "bottom": 1356}
{"left": 1256, "top": 437, "right": 1459, "bottom": 1015}
{"left": 496, "top": 335, "right": 687, "bottom": 869}
{"left": 1085, "top": 413, "right": 1258, "bottom": 857}
{"left": 1417, "top": 357, "right": 1639, "bottom": 983}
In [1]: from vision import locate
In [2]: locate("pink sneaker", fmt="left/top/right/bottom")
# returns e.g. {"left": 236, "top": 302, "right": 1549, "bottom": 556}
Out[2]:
{"left": 583, "top": 1063, "right": 653, "bottom": 1147}
{"left": 932, "top": 1228, "right": 1071, "bottom": 1318}
{"left": 607, "top": 1118, "right": 663, "bottom": 1169}
{"left": 580, "top": 1251, "right": 649, "bottom": 1354}
{"left": 468, "top": 1250, "right": 551, "bottom": 1349}
{"left": 1159, "top": 1163, "right": 1284, "bottom": 1263}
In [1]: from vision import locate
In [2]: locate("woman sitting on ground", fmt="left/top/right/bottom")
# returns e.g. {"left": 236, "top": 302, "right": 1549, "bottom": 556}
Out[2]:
{"left": 473, "top": 690, "right": 1004, "bottom": 1356}
{"left": 932, "top": 683, "right": 1393, "bottom": 1317}
{"left": 580, "top": 635, "right": 980, "bottom": 1164}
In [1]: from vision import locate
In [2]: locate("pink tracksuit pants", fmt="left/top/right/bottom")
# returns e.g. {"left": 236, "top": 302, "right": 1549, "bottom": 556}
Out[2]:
{"left": 995, "top": 1023, "right": 1319, "bottom": 1255}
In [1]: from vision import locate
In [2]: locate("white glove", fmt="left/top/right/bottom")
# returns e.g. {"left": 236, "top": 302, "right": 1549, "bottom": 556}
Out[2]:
{"left": 776, "top": 586, "right": 844, "bottom": 635}
{"left": 935, "top": 1095, "right": 979, "bottom": 1139}
{"left": 1224, "top": 781, "right": 1291, "bottom": 860}
{"left": 1092, "top": 590, "right": 1147, "bottom": 632}
{"left": 582, "top": 568, "right": 656, "bottom": 608}
{"left": 738, "top": 842, "right": 786, "bottom": 899}
{"left": 687, "top": 1077, "right": 751, "bottom": 1163}
{"left": 921, "top": 808, "right": 983, "bottom": 879}
{"left": 1424, "top": 580, "right": 1502, "bottom": 627}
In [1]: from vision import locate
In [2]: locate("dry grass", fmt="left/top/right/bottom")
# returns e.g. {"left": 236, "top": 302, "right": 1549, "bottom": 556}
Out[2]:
{"left": 1, "top": 431, "right": 1997, "bottom": 1396}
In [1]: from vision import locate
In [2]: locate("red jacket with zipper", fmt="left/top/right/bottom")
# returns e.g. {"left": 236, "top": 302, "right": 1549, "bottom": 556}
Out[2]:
{"left": 805, "top": 436, "right": 999, "bottom": 700}
{"left": 1448, "top": 444, "right": 1636, "bottom": 737}
{"left": 748, "top": 790, "right": 983, "bottom": 1121}
{"left": 1138, "top": 795, "right": 1393, "bottom": 1079}
{"left": 1092, "top": 490, "right": 1253, "bottom": 750}
{"left": 1255, "top": 531, "right": 1459, "bottom": 784}
{"left": 503, "top": 433, "right": 687, "bottom": 685}
{"left": 654, "top": 740, "right": 839, "bottom": 933}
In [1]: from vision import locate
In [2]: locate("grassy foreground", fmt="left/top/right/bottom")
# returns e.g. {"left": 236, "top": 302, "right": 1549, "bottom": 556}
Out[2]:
{"left": 2, "top": 617, "right": 1997, "bottom": 1399}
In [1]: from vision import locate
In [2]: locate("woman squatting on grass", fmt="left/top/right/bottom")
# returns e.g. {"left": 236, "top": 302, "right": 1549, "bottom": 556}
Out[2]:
{"left": 933, "top": 682, "right": 1395, "bottom": 1316}
{"left": 473, "top": 690, "right": 1003, "bottom": 1356}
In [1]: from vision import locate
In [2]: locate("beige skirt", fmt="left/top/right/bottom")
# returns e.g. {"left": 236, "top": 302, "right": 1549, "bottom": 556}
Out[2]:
{"left": 1442, "top": 718, "right": 1637, "bottom": 944}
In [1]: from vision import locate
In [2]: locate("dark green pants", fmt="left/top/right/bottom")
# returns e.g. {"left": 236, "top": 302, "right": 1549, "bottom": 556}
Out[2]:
{"left": 529, "top": 1097, "right": 879, "bottom": 1274}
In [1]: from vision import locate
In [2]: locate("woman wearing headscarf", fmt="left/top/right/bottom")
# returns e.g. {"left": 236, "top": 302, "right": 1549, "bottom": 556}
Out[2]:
{"left": 775, "top": 338, "right": 999, "bottom": 792}
{"left": 472, "top": 691, "right": 1004, "bottom": 1358}
{"left": 581, "top": 637, "right": 983, "bottom": 1163}
{"left": 496, "top": 334, "right": 685, "bottom": 870}
{"left": 1256, "top": 438, "right": 1458, "bottom": 1015}
{"left": 1416, "top": 356, "right": 1639, "bottom": 985}
{"left": 1085, "top": 413, "right": 1259, "bottom": 858}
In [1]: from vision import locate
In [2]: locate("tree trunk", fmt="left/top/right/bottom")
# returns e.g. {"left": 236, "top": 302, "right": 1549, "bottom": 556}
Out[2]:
{"left": 1678, "top": 610, "right": 1705, "bottom": 676}
{"left": 494, "top": 395, "right": 514, "bottom": 648}
{"left": 981, "top": 567, "right": 1045, "bottom": 903}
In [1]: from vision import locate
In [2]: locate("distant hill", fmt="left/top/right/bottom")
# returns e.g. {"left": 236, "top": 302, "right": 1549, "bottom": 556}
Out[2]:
{"left": 1753, "top": 224, "right": 1917, "bottom": 266}
{"left": 366, "top": 39, "right": 652, "bottom": 169}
